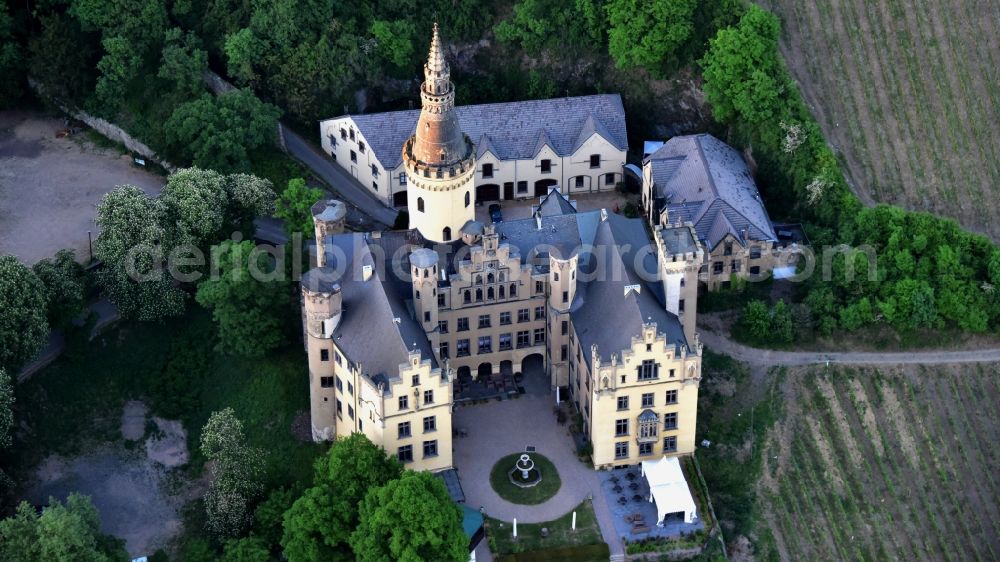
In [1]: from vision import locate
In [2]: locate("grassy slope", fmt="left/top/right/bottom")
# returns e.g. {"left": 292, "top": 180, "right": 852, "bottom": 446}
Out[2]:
{"left": 10, "top": 306, "right": 323, "bottom": 492}
{"left": 761, "top": 0, "right": 1000, "bottom": 240}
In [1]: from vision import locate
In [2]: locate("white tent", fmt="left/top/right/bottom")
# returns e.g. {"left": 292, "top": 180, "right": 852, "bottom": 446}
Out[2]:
{"left": 641, "top": 456, "right": 698, "bottom": 525}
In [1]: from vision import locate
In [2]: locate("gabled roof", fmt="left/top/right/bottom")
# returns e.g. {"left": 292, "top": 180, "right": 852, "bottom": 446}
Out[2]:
{"left": 319, "top": 233, "right": 437, "bottom": 390}
{"left": 571, "top": 214, "right": 687, "bottom": 367}
{"left": 331, "top": 94, "right": 627, "bottom": 169}
{"left": 646, "top": 134, "right": 776, "bottom": 250}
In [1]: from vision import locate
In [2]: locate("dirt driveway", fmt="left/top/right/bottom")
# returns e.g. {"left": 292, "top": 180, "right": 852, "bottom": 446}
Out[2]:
{"left": 0, "top": 110, "right": 165, "bottom": 264}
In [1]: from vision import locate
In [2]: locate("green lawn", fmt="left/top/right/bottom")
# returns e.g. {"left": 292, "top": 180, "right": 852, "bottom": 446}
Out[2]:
{"left": 12, "top": 305, "right": 324, "bottom": 490}
{"left": 486, "top": 500, "right": 605, "bottom": 557}
{"left": 489, "top": 452, "right": 561, "bottom": 505}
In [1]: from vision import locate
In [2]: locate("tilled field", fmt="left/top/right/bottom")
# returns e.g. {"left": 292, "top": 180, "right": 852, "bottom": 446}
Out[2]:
{"left": 758, "top": 363, "right": 1000, "bottom": 561}
{"left": 762, "top": 0, "right": 1000, "bottom": 240}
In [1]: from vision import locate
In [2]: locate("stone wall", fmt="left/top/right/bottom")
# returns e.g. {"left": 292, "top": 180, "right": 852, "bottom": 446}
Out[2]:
{"left": 28, "top": 78, "right": 177, "bottom": 172}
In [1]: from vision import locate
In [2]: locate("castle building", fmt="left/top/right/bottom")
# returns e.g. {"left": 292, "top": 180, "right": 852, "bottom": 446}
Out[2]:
{"left": 319, "top": 30, "right": 627, "bottom": 209}
{"left": 301, "top": 26, "right": 704, "bottom": 473}
{"left": 642, "top": 134, "right": 806, "bottom": 290}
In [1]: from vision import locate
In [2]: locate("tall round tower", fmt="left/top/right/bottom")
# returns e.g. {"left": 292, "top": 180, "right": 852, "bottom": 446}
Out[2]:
{"left": 402, "top": 23, "right": 476, "bottom": 243}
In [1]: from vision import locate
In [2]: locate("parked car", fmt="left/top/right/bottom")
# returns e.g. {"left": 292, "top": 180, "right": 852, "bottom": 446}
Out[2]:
{"left": 489, "top": 203, "right": 502, "bottom": 223}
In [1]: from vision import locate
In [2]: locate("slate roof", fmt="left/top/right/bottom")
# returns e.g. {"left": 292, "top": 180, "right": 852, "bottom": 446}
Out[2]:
{"left": 319, "top": 233, "right": 437, "bottom": 393}
{"left": 311, "top": 210, "right": 687, "bottom": 382}
{"left": 534, "top": 188, "right": 578, "bottom": 217}
{"left": 333, "top": 94, "right": 627, "bottom": 170}
{"left": 645, "top": 134, "right": 776, "bottom": 251}
{"left": 571, "top": 214, "right": 687, "bottom": 367}
{"left": 659, "top": 226, "right": 698, "bottom": 256}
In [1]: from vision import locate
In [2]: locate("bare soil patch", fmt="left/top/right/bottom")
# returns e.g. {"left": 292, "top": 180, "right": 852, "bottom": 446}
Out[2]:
{"left": 0, "top": 110, "right": 165, "bottom": 264}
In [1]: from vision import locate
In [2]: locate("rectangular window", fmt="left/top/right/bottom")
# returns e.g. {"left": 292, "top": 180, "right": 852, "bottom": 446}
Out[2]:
{"left": 438, "top": 320, "right": 448, "bottom": 333}
{"left": 423, "top": 440, "right": 438, "bottom": 458}
{"left": 335, "top": 376, "right": 343, "bottom": 391}
{"left": 348, "top": 405, "right": 354, "bottom": 419}
{"left": 340, "top": 128, "right": 347, "bottom": 140}
{"left": 348, "top": 382, "right": 354, "bottom": 396}
{"left": 457, "top": 339, "right": 470, "bottom": 357}
{"left": 335, "top": 351, "right": 342, "bottom": 365}
{"left": 750, "top": 247, "right": 762, "bottom": 259}
{"left": 398, "top": 421, "right": 411, "bottom": 438}
{"left": 423, "top": 389, "right": 434, "bottom": 404}
{"left": 641, "top": 392, "right": 654, "bottom": 407}
{"left": 438, "top": 293, "right": 445, "bottom": 307}
{"left": 320, "top": 376, "right": 334, "bottom": 388}
{"left": 358, "top": 140, "right": 365, "bottom": 153}
{"left": 665, "top": 390, "right": 678, "bottom": 404}
{"left": 320, "top": 349, "right": 330, "bottom": 361}
{"left": 562, "top": 290, "right": 568, "bottom": 303}
{"left": 518, "top": 308, "right": 530, "bottom": 323}
{"left": 457, "top": 317, "right": 469, "bottom": 331}
{"left": 560, "top": 345, "right": 568, "bottom": 361}
{"left": 440, "top": 342, "right": 449, "bottom": 358}
{"left": 398, "top": 445, "right": 413, "bottom": 463}
{"left": 478, "top": 314, "right": 491, "bottom": 329}
{"left": 370, "top": 164, "right": 378, "bottom": 177}
{"left": 678, "top": 299, "right": 685, "bottom": 313}
{"left": 540, "top": 159, "right": 551, "bottom": 173}
{"left": 424, "top": 311, "right": 430, "bottom": 322}
{"left": 713, "top": 261, "right": 724, "bottom": 274}
{"left": 615, "top": 418, "right": 629, "bottom": 436}
{"left": 499, "top": 333, "right": 512, "bottom": 351}
{"left": 517, "top": 181, "right": 528, "bottom": 193}
{"left": 372, "top": 181, "right": 378, "bottom": 191}
{"left": 478, "top": 336, "right": 492, "bottom": 354}
{"left": 336, "top": 399, "right": 342, "bottom": 417}
{"left": 574, "top": 176, "right": 584, "bottom": 188}
{"left": 637, "top": 360, "right": 659, "bottom": 381}
{"left": 349, "top": 128, "right": 355, "bottom": 140}
{"left": 482, "top": 163, "right": 494, "bottom": 178}
{"left": 663, "top": 436, "right": 677, "bottom": 452}
{"left": 639, "top": 442, "right": 653, "bottom": 456}
{"left": 664, "top": 412, "right": 678, "bottom": 430}
{"left": 605, "top": 173, "right": 615, "bottom": 185}
{"left": 535, "top": 280, "right": 543, "bottom": 294}
{"left": 561, "top": 320, "right": 568, "bottom": 335}
{"left": 412, "top": 375, "right": 419, "bottom": 386}
{"left": 398, "top": 395, "right": 408, "bottom": 410}
{"left": 516, "top": 331, "right": 531, "bottom": 348}
{"left": 617, "top": 396, "right": 629, "bottom": 411}
{"left": 669, "top": 368, "right": 676, "bottom": 378}
{"left": 534, "top": 306, "right": 545, "bottom": 320}
{"left": 589, "top": 154, "right": 600, "bottom": 168}
{"left": 350, "top": 150, "right": 357, "bottom": 163}
{"left": 732, "top": 260, "right": 741, "bottom": 273}
{"left": 500, "top": 311, "right": 512, "bottom": 325}
{"left": 533, "top": 328, "right": 545, "bottom": 345}
{"left": 615, "top": 441, "right": 628, "bottom": 459}
{"left": 423, "top": 416, "right": 436, "bottom": 432}
{"left": 399, "top": 173, "right": 407, "bottom": 186}
{"left": 750, "top": 266, "right": 761, "bottom": 275}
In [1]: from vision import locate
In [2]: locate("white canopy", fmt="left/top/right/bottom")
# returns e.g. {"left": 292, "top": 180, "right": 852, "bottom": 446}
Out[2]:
{"left": 641, "top": 456, "right": 698, "bottom": 525}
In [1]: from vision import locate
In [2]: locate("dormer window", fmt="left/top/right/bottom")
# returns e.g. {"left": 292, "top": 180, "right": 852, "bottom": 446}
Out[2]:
{"left": 540, "top": 159, "right": 551, "bottom": 173}
{"left": 589, "top": 154, "right": 600, "bottom": 168}
{"left": 482, "top": 163, "right": 494, "bottom": 178}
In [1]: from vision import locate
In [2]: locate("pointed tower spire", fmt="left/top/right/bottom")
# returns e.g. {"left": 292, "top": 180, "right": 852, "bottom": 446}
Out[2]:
{"left": 425, "top": 22, "right": 449, "bottom": 95}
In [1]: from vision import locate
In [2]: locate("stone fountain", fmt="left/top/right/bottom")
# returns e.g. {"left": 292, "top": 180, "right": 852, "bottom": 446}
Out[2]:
{"left": 508, "top": 453, "right": 542, "bottom": 488}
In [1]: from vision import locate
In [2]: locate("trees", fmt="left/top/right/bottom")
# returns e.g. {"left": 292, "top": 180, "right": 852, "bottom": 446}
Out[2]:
{"left": 0, "top": 494, "right": 127, "bottom": 562}
{"left": 161, "top": 168, "right": 230, "bottom": 247}
{"left": 0, "top": 369, "right": 12, "bottom": 451}
{"left": 350, "top": 471, "right": 468, "bottom": 562}
{"left": 224, "top": 174, "right": 277, "bottom": 236}
{"left": 94, "top": 185, "right": 186, "bottom": 321}
{"left": 739, "top": 300, "right": 770, "bottom": 342}
{"left": 201, "top": 408, "right": 265, "bottom": 539}
{"left": 165, "top": 90, "right": 281, "bottom": 173}
{"left": 158, "top": 27, "right": 209, "bottom": 103}
{"left": 28, "top": 13, "right": 99, "bottom": 106}
{"left": 700, "top": 5, "right": 786, "bottom": 126}
{"left": 0, "top": 255, "right": 50, "bottom": 373}
{"left": 274, "top": 178, "right": 323, "bottom": 239}
{"left": 32, "top": 250, "right": 88, "bottom": 330}
{"left": 0, "top": 3, "right": 23, "bottom": 106}
{"left": 606, "top": 0, "right": 698, "bottom": 75}
{"left": 195, "top": 240, "right": 290, "bottom": 357}
{"left": 740, "top": 299, "right": 794, "bottom": 345}
{"left": 495, "top": 0, "right": 608, "bottom": 55}
{"left": 282, "top": 433, "right": 403, "bottom": 562}
{"left": 221, "top": 537, "right": 271, "bottom": 562}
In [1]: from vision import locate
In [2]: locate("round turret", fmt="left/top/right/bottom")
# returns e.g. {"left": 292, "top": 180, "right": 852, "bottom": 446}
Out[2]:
{"left": 311, "top": 200, "right": 347, "bottom": 266}
{"left": 301, "top": 267, "right": 342, "bottom": 338}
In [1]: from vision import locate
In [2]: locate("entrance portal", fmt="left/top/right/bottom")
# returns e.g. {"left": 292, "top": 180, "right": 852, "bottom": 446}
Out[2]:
{"left": 476, "top": 184, "right": 500, "bottom": 202}
{"left": 477, "top": 362, "right": 493, "bottom": 379}
{"left": 534, "top": 179, "right": 558, "bottom": 197}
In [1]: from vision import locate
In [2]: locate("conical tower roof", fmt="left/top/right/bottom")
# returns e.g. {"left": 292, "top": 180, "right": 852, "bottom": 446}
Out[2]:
{"left": 408, "top": 23, "right": 470, "bottom": 168}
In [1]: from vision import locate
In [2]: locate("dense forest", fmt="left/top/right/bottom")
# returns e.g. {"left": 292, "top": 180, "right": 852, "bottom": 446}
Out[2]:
{"left": 2, "top": 0, "right": 999, "bottom": 335}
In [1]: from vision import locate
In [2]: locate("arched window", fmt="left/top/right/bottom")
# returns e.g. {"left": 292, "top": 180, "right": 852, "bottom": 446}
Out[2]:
{"left": 510, "top": 283, "right": 517, "bottom": 296}
{"left": 423, "top": 269, "right": 428, "bottom": 278}
{"left": 475, "top": 288, "right": 483, "bottom": 302}
{"left": 487, "top": 273, "right": 495, "bottom": 284}
{"left": 499, "top": 272, "right": 505, "bottom": 282}
{"left": 465, "top": 191, "right": 471, "bottom": 207}
{"left": 417, "top": 197, "right": 425, "bottom": 212}
{"left": 487, "top": 287, "right": 494, "bottom": 300}
{"left": 499, "top": 285, "right": 505, "bottom": 299}
{"left": 464, "top": 290, "right": 471, "bottom": 303}
{"left": 443, "top": 226, "right": 452, "bottom": 241}
{"left": 475, "top": 274, "right": 482, "bottom": 285}
{"left": 554, "top": 272, "right": 559, "bottom": 281}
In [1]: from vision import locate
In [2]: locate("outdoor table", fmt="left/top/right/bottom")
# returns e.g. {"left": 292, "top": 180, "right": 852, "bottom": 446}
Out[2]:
{"left": 632, "top": 494, "right": 643, "bottom": 502}
{"left": 612, "top": 485, "right": 623, "bottom": 493}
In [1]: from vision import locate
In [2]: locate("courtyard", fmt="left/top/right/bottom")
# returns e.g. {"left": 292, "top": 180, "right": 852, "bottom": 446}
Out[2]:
{"left": 473, "top": 189, "right": 633, "bottom": 224}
